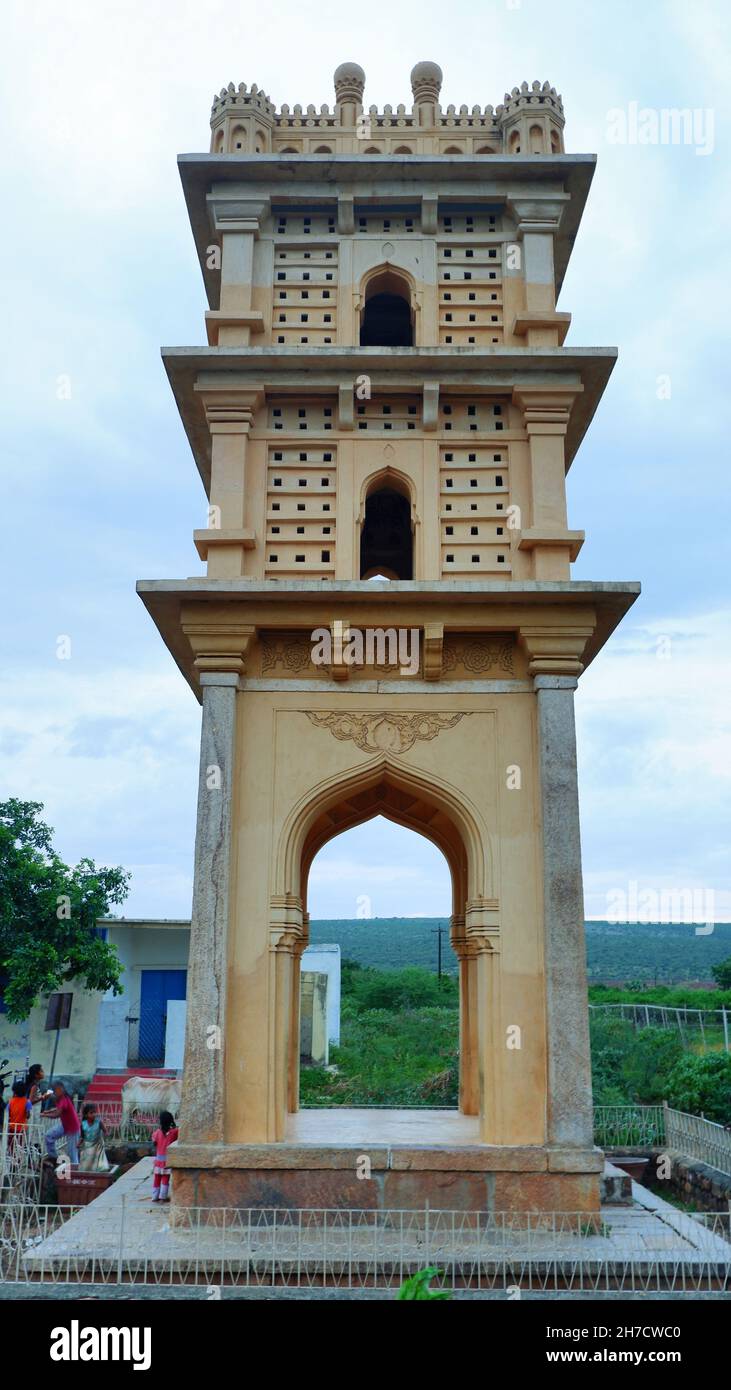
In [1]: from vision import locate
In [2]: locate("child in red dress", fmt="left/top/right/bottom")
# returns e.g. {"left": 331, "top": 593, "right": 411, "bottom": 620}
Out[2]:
{"left": 151, "top": 1110, "right": 179, "bottom": 1202}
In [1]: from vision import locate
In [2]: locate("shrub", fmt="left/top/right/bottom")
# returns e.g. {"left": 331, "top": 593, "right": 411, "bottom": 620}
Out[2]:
{"left": 621, "top": 1028, "right": 684, "bottom": 1104}
{"left": 666, "top": 1053, "right": 731, "bottom": 1124}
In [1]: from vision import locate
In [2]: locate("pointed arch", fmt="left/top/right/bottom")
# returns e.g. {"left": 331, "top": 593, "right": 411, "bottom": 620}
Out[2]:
{"left": 359, "top": 464, "right": 415, "bottom": 516}
{"left": 359, "top": 263, "right": 416, "bottom": 346}
{"left": 275, "top": 751, "right": 493, "bottom": 917}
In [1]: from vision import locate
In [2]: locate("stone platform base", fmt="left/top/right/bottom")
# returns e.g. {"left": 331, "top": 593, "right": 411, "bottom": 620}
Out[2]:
{"left": 169, "top": 1117, "right": 602, "bottom": 1215}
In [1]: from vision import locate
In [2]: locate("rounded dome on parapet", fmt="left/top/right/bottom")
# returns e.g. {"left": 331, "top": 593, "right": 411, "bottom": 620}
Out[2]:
{"left": 334, "top": 62, "right": 366, "bottom": 101}
{"left": 334, "top": 61, "right": 366, "bottom": 87}
{"left": 410, "top": 60, "right": 443, "bottom": 100}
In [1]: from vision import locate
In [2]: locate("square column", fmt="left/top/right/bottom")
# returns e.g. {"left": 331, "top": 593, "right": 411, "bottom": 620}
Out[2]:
{"left": 534, "top": 673, "right": 594, "bottom": 1151}
{"left": 178, "top": 671, "right": 238, "bottom": 1143}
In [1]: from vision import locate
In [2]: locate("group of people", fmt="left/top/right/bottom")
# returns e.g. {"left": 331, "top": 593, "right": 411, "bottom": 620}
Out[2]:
{"left": 4, "top": 1062, "right": 180, "bottom": 1201}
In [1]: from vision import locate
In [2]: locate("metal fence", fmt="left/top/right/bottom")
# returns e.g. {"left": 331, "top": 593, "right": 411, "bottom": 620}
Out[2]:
{"left": 592, "top": 1105, "right": 666, "bottom": 1149}
{"left": 590, "top": 1002, "right": 731, "bottom": 1053}
{"left": 1, "top": 1202, "right": 729, "bottom": 1294}
{"left": 665, "top": 1107, "right": 731, "bottom": 1176}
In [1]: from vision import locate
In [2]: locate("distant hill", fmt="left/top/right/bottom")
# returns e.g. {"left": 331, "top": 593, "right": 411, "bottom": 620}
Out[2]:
{"left": 308, "top": 918, "right": 731, "bottom": 984}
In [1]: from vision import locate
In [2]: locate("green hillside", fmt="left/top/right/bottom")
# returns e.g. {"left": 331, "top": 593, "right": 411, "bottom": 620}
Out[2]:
{"left": 308, "top": 918, "right": 731, "bottom": 984}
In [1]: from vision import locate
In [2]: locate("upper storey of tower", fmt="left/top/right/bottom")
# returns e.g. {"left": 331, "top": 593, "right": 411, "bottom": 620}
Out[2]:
{"left": 209, "top": 62, "right": 566, "bottom": 157}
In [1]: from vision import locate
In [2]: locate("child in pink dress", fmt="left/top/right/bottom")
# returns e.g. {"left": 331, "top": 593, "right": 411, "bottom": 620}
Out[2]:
{"left": 150, "top": 1110, "right": 179, "bottom": 1202}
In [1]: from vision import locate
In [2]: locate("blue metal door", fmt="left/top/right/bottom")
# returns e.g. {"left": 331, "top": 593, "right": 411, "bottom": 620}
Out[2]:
{"left": 138, "top": 970, "right": 187, "bottom": 1065}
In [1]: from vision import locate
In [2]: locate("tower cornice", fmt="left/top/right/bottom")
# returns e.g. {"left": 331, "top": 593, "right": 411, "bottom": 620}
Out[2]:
{"left": 176, "top": 153, "right": 596, "bottom": 309}
{"left": 161, "top": 344, "right": 616, "bottom": 490}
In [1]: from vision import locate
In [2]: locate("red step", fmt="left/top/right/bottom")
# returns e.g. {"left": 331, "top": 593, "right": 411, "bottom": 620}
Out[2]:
{"left": 84, "top": 1068, "right": 177, "bottom": 1117}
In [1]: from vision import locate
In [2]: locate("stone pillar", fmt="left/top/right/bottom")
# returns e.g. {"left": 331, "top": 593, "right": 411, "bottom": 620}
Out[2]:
{"left": 193, "top": 390, "right": 263, "bottom": 577}
{"left": 452, "top": 915, "right": 480, "bottom": 1116}
{"left": 534, "top": 673, "right": 594, "bottom": 1151}
{"left": 464, "top": 898, "right": 503, "bottom": 1142}
{"left": 506, "top": 195, "right": 572, "bottom": 349}
{"left": 178, "top": 671, "right": 239, "bottom": 1144}
{"left": 287, "top": 927, "right": 308, "bottom": 1113}
{"left": 204, "top": 198, "right": 268, "bottom": 345}
{"left": 269, "top": 894, "right": 306, "bottom": 1139}
{"left": 512, "top": 386, "right": 585, "bottom": 580}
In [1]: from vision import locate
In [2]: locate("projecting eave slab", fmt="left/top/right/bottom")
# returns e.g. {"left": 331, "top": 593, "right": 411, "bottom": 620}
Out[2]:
{"left": 136, "top": 577, "right": 640, "bottom": 701}
{"left": 161, "top": 345, "right": 617, "bottom": 492}
{"left": 177, "top": 152, "right": 595, "bottom": 306}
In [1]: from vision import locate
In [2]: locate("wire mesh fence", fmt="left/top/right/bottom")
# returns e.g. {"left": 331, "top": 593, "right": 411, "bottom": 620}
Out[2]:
{"left": 590, "top": 1002, "right": 731, "bottom": 1053}
{"left": 1, "top": 1201, "right": 729, "bottom": 1294}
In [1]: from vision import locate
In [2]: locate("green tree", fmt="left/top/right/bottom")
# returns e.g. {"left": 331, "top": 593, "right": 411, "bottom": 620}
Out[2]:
{"left": 711, "top": 957, "right": 731, "bottom": 990}
{"left": 0, "top": 799, "right": 129, "bottom": 1020}
{"left": 666, "top": 1054, "right": 731, "bottom": 1125}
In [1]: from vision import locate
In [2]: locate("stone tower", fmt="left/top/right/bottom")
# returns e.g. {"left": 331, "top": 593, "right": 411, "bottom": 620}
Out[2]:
{"left": 139, "top": 61, "right": 639, "bottom": 1213}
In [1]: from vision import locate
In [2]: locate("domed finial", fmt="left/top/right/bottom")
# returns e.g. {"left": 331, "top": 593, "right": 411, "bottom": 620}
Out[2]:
{"left": 410, "top": 60, "right": 443, "bottom": 104}
{"left": 334, "top": 61, "right": 366, "bottom": 104}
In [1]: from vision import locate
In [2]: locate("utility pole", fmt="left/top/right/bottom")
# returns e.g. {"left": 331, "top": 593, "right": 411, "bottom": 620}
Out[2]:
{"left": 432, "top": 924, "right": 444, "bottom": 981}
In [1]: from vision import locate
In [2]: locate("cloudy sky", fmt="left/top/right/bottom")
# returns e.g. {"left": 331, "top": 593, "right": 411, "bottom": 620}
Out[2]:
{"left": 1, "top": 0, "right": 729, "bottom": 925}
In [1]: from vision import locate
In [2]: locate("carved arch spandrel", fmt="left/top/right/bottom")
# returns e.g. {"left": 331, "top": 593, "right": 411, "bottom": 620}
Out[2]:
{"left": 273, "top": 751, "right": 495, "bottom": 917}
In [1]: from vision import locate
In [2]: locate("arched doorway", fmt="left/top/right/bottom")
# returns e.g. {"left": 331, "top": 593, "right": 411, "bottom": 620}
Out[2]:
{"left": 360, "top": 478, "right": 413, "bottom": 579}
{"left": 275, "top": 757, "right": 493, "bottom": 1136}
{"left": 360, "top": 267, "right": 414, "bottom": 346}
{"left": 302, "top": 816, "right": 456, "bottom": 1107}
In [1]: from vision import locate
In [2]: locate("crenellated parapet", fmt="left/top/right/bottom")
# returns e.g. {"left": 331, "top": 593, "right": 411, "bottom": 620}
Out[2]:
{"left": 209, "top": 62, "right": 566, "bottom": 155}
